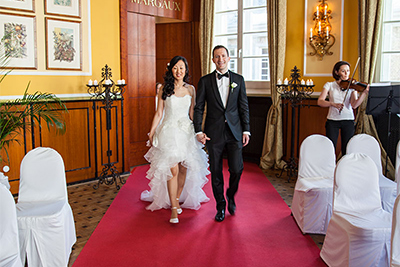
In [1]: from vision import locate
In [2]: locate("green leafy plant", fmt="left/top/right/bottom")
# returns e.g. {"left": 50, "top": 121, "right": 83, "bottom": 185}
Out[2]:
{"left": 0, "top": 44, "right": 67, "bottom": 162}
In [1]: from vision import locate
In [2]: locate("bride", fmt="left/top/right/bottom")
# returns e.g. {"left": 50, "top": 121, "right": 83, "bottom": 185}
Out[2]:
{"left": 141, "top": 56, "right": 209, "bottom": 223}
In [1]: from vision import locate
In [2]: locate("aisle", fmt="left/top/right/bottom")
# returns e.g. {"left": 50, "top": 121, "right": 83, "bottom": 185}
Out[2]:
{"left": 73, "top": 162, "right": 325, "bottom": 267}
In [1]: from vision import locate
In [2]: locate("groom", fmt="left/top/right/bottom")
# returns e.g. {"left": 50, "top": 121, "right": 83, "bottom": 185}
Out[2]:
{"left": 194, "top": 45, "right": 250, "bottom": 222}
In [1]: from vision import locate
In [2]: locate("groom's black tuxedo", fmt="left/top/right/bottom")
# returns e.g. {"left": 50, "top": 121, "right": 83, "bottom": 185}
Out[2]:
{"left": 193, "top": 70, "right": 250, "bottom": 140}
{"left": 194, "top": 70, "right": 250, "bottom": 212}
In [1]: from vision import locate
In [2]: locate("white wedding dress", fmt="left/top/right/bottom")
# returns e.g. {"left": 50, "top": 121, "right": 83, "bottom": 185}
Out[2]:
{"left": 141, "top": 94, "right": 210, "bottom": 211}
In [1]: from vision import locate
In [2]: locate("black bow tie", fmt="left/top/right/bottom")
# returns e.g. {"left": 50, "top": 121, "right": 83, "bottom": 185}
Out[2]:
{"left": 217, "top": 72, "right": 229, "bottom": 80}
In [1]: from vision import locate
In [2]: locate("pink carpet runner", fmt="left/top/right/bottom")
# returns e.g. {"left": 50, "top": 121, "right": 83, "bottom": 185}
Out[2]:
{"left": 73, "top": 162, "right": 325, "bottom": 267}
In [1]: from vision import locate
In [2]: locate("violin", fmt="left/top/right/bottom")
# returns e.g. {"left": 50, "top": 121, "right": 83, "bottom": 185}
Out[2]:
{"left": 339, "top": 79, "right": 368, "bottom": 92}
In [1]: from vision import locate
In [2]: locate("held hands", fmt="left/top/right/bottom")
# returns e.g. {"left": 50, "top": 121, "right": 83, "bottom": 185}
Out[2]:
{"left": 196, "top": 133, "right": 210, "bottom": 145}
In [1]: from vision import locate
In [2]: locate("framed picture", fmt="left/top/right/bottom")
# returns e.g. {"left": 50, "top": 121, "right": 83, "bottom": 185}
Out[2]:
{"left": 0, "top": 0, "right": 34, "bottom": 12}
{"left": 46, "top": 18, "right": 81, "bottom": 70}
{"left": 0, "top": 13, "right": 36, "bottom": 69}
{"left": 45, "top": 0, "right": 80, "bottom": 18}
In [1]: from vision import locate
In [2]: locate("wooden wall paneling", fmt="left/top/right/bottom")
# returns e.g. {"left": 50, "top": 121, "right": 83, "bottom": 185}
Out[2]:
{"left": 125, "top": 0, "right": 192, "bottom": 21}
{"left": 128, "top": 55, "right": 139, "bottom": 97}
{"left": 138, "top": 1, "right": 157, "bottom": 16}
{"left": 127, "top": 96, "right": 154, "bottom": 165}
{"left": 156, "top": 22, "right": 193, "bottom": 85}
{"left": 138, "top": 15, "right": 156, "bottom": 56}
{"left": 126, "top": 0, "right": 139, "bottom": 13}
{"left": 124, "top": 13, "right": 156, "bottom": 167}
{"left": 179, "top": 0, "right": 193, "bottom": 21}
{"left": 0, "top": 104, "right": 33, "bottom": 194}
{"left": 157, "top": 2, "right": 174, "bottom": 18}
{"left": 127, "top": 13, "right": 138, "bottom": 55}
{"left": 156, "top": 23, "right": 192, "bottom": 58}
{"left": 138, "top": 55, "right": 156, "bottom": 97}
{"left": 155, "top": 58, "right": 169, "bottom": 84}
{"left": 35, "top": 101, "right": 96, "bottom": 184}
{"left": 128, "top": 97, "right": 154, "bottom": 142}
{"left": 120, "top": 0, "right": 130, "bottom": 171}
{"left": 1, "top": 124, "right": 32, "bottom": 195}
{"left": 281, "top": 98, "right": 334, "bottom": 161}
{"left": 191, "top": 21, "right": 201, "bottom": 87}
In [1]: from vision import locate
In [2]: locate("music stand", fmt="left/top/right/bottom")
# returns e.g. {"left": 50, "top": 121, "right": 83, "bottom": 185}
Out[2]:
{"left": 366, "top": 84, "right": 400, "bottom": 176}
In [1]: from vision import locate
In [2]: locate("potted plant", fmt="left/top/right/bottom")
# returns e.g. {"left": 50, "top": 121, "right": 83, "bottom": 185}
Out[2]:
{"left": 0, "top": 44, "right": 67, "bottom": 184}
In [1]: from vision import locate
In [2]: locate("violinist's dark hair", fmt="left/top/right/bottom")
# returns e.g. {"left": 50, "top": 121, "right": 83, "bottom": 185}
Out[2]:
{"left": 212, "top": 45, "right": 229, "bottom": 57}
{"left": 332, "top": 61, "right": 350, "bottom": 81}
{"left": 162, "top": 56, "right": 190, "bottom": 100}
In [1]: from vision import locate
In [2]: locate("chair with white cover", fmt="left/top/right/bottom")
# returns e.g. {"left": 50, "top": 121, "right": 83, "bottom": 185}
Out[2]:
{"left": 0, "top": 184, "right": 23, "bottom": 267}
{"left": 16, "top": 147, "right": 76, "bottom": 267}
{"left": 320, "top": 153, "right": 392, "bottom": 267}
{"left": 392, "top": 194, "right": 400, "bottom": 267}
{"left": 291, "top": 134, "right": 335, "bottom": 234}
{"left": 347, "top": 133, "right": 397, "bottom": 213}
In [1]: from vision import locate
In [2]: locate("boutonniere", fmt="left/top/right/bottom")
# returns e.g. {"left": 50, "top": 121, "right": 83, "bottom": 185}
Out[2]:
{"left": 230, "top": 82, "right": 238, "bottom": 93}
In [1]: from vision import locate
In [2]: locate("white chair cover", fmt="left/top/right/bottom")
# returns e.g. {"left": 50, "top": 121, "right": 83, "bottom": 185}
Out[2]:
{"left": 392, "top": 194, "right": 400, "bottom": 267}
{"left": 396, "top": 140, "right": 400, "bottom": 183}
{"left": 0, "top": 171, "right": 10, "bottom": 190}
{"left": 347, "top": 133, "right": 397, "bottom": 213}
{"left": 0, "top": 184, "right": 23, "bottom": 267}
{"left": 291, "top": 134, "right": 335, "bottom": 234}
{"left": 16, "top": 147, "right": 76, "bottom": 267}
{"left": 320, "top": 153, "right": 392, "bottom": 267}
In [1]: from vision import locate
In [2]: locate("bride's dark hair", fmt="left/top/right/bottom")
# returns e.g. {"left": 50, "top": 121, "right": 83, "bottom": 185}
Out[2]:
{"left": 162, "top": 56, "right": 190, "bottom": 100}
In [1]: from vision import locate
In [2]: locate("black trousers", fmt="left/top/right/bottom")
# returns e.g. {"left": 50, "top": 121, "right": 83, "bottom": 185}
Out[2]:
{"left": 206, "top": 124, "right": 243, "bottom": 211}
{"left": 325, "top": 119, "right": 355, "bottom": 155}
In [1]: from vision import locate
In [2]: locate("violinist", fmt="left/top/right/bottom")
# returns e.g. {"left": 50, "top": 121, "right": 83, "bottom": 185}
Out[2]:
{"left": 317, "top": 60, "right": 369, "bottom": 155}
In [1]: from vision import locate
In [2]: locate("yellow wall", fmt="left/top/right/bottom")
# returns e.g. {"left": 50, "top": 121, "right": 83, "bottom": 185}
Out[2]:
{"left": 286, "top": 0, "right": 359, "bottom": 92}
{"left": 0, "top": 0, "right": 121, "bottom": 97}
{"left": 1, "top": 0, "right": 360, "bottom": 96}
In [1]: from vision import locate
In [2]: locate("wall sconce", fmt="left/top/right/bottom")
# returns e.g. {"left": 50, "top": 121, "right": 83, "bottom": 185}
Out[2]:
{"left": 309, "top": 0, "right": 335, "bottom": 60}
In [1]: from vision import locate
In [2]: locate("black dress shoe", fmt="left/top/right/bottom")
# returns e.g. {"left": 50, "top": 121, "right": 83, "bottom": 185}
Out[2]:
{"left": 215, "top": 209, "right": 225, "bottom": 222}
{"left": 227, "top": 196, "right": 236, "bottom": 215}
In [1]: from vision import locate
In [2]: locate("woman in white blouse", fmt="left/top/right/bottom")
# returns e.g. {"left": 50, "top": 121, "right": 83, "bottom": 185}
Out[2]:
{"left": 317, "top": 61, "right": 369, "bottom": 155}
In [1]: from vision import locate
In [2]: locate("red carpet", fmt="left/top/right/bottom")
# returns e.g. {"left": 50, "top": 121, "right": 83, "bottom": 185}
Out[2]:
{"left": 73, "top": 162, "right": 325, "bottom": 267}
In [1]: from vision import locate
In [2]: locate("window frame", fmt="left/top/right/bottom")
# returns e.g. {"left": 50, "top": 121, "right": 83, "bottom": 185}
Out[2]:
{"left": 213, "top": 0, "right": 270, "bottom": 96}
{"left": 375, "top": 0, "right": 400, "bottom": 83}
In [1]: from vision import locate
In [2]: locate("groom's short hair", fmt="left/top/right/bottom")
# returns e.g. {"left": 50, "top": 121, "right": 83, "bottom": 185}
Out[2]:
{"left": 212, "top": 45, "right": 229, "bottom": 57}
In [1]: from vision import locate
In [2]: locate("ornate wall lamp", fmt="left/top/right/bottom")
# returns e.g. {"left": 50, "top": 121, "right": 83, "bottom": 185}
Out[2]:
{"left": 309, "top": 0, "right": 335, "bottom": 60}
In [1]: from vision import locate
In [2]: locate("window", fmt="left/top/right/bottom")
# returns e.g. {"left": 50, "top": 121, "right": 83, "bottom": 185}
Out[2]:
{"left": 213, "top": 0, "right": 269, "bottom": 93}
{"left": 379, "top": 0, "right": 400, "bottom": 82}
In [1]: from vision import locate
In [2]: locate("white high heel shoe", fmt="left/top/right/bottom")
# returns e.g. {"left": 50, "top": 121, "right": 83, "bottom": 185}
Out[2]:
{"left": 176, "top": 198, "right": 182, "bottom": 214}
{"left": 170, "top": 207, "right": 179, "bottom": 224}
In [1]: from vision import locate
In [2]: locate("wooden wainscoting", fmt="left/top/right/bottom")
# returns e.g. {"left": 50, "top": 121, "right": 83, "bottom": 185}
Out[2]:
{"left": 4, "top": 99, "right": 124, "bottom": 195}
{"left": 281, "top": 97, "right": 341, "bottom": 160}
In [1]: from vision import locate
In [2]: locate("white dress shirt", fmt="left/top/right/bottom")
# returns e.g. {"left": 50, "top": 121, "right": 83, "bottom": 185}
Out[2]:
{"left": 216, "top": 70, "right": 230, "bottom": 108}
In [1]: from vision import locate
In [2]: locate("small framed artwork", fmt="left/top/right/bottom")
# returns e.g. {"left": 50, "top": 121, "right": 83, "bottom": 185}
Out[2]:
{"left": 0, "top": 13, "right": 37, "bottom": 69}
{"left": 45, "top": 0, "right": 80, "bottom": 18}
{"left": 0, "top": 0, "right": 34, "bottom": 12}
{"left": 46, "top": 18, "right": 81, "bottom": 70}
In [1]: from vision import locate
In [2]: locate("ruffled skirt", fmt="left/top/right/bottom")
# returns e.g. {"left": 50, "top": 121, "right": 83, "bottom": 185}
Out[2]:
{"left": 140, "top": 122, "right": 210, "bottom": 211}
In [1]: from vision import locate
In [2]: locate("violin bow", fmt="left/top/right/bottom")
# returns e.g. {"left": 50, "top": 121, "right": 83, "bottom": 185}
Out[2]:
{"left": 340, "top": 57, "right": 360, "bottom": 113}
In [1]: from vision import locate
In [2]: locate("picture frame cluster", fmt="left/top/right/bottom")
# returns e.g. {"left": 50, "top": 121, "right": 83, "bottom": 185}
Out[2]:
{"left": 0, "top": 0, "right": 82, "bottom": 70}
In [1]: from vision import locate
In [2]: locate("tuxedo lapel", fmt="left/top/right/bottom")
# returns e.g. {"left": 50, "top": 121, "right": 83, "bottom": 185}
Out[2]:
{"left": 226, "top": 71, "right": 235, "bottom": 108}
{"left": 210, "top": 70, "right": 225, "bottom": 109}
